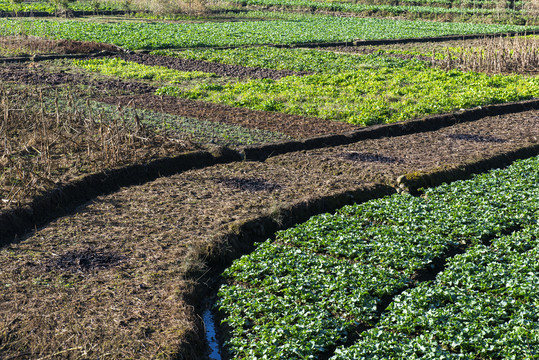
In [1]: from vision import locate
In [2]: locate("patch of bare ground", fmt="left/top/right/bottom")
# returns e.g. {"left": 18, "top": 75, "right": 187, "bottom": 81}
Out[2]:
{"left": 0, "top": 36, "right": 120, "bottom": 57}
{"left": 119, "top": 53, "right": 311, "bottom": 79}
{"left": 100, "top": 94, "right": 360, "bottom": 138}
{"left": 0, "top": 62, "right": 155, "bottom": 93}
{"left": 0, "top": 109, "right": 537, "bottom": 359}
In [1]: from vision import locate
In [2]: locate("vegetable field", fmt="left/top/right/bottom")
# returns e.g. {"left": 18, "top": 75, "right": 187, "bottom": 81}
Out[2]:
{"left": 218, "top": 155, "right": 539, "bottom": 359}
{"left": 0, "top": 15, "right": 535, "bottom": 50}
{"left": 75, "top": 51, "right": 539, "bottom": 125}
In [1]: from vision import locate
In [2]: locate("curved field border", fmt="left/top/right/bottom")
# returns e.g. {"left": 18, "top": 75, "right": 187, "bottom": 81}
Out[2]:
{"left": 207, "top": 146, "right": 539, "bottom": 360}
{"left": 241, "top": 98, "right": 539, "bottom": 161}
{"left": 0, "top": 147, "right": 241, "bottom": 246}
{"left": 1, "top": 98, "right": 538, "bottom": 247}
{"left": 0, "top": 105, "right": 537, "bottom": 358}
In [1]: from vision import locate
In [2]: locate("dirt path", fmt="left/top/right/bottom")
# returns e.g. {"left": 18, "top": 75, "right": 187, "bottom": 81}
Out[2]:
{"left": 0, "top": 109, "right": 537, "bottom": 359}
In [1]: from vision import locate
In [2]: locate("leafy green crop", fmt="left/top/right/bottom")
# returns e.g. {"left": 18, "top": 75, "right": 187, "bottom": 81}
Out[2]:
{"left": 157, "top": 57, "right": 539, "bottom": 125}
{"left": 0, "top": 0, "right": 124, "bottom": 13}
{"left": 73, "top": 58, "right": 216, "bottom": 83}
{"left": 218, "top": 155, "right": 539, "bottom": 359}
{"left": 0, "top": 15, "right": 534, "bottom": 50}
{"left": 235, "top": 0, "right": 512, "bottom": 16}
{"left": 151, "top": 46, "right": 417, "bottom": 73}
{"left": 333, "top": 225, "right": 539, "bottom": 359}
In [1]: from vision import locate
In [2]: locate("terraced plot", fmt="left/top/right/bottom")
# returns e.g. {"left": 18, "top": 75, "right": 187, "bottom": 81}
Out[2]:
{"left": 0, "top": 9, "right": 539, "bottom": 359}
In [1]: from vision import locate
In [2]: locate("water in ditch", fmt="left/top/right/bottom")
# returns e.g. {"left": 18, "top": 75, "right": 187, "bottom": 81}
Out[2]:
{"left": 203, "top": 308, "right": 221, "bottom": 360}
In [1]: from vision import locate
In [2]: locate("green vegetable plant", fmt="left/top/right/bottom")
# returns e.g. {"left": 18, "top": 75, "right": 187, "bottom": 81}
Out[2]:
{"left": 218, "top": 155, "right": 539, "bottom": 359}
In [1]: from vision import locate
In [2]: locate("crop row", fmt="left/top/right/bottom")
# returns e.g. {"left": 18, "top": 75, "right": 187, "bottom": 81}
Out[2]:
{"left": 73, "top": 58, "right": 216, "bottom": 83}
{"left": 0, "top": 15, "right": 534, "bottom": 50}
{"left": 155, "top": 55, "right": 539, "bottom": 125}
{"left": 235, "top": 0, "right": 520, "bottom": 16}
{"left": 44, "top": 92, "right": 289, "bottom": 146}
{"left": 150, "top": 47, "right": 414, "bottom": 74}
{"left": 323, "top": 0, "right": 517, "bottom": 9}
{"left": 217, "top": 155, "right": 539, "bottom": 359}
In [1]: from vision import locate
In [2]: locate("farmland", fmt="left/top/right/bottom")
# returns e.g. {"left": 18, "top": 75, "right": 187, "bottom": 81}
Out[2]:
{"left": 218, "top": 156, "right": 539, "bottom": 358}
{"left": 0, "top": 1, "right": 538, "bottom": 359}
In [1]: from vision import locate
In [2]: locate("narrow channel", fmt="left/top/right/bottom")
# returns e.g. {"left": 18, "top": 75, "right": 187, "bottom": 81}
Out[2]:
{"left": 203, "top": 308, "right": 222, "bottom": 360}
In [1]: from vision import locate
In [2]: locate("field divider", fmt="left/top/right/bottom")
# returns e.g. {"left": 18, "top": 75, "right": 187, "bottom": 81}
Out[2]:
{"left": 0, "top": 146, "right": 241, "bottom": 247}
{"left": 134, "top": 30, "right": 539, "bottom": 53}
{"left": 2, "top": 97, "right": 537, "bottom": 247}
{"left": 396, "top": 142, "right": 539, "bottom": 194}
{"left": 240, "top": 98, "right": 539, "bottom": 161}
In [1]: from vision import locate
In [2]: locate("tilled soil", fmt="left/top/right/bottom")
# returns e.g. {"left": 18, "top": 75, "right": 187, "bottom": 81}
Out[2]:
{"left": 100, "top": 94, "right": 360, "bottom": 138}
{"left": 0, "top": 109, "right": 537, "bottom": 359}
{"left": 0, "top": 62, "right": 155, "bottom": 93}
{"left": 120, "top": 53, "right": 311, "bottom": 80}
{"left": 0, "top": 36, "right": 121, "bottom": 57}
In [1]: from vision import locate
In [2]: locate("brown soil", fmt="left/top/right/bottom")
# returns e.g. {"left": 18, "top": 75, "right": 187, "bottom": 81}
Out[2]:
{"left": 0, "top": 82, "right": 198, "bottom": 214}
{"left": 120, "top": 52, "right": 311, "bottom": 79}
{"left": 0, "top": 109, "right": 537, "bottom": 359}
{"left": 0, "top": 62, "right": 155, "bottom": 93}
{"left": 100, "top": 94, "right": 360, "bottom": 138}
{"left": 0, "top": 36, "right": 121, "bottom": 57}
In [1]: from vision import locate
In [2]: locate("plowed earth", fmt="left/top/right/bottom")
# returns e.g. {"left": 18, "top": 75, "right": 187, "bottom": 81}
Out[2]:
{"left": 0, "top": 36, "right": 120, "bottom": 57}
{"left": 0, "top": 109, "right": 537, "bottom": 359}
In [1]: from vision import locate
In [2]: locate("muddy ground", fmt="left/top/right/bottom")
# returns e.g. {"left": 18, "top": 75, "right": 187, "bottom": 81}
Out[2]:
{"left": 0, "top": 108, "right": 537, "bottom": 359}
